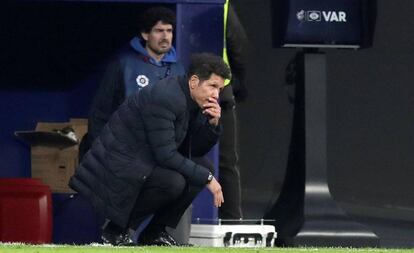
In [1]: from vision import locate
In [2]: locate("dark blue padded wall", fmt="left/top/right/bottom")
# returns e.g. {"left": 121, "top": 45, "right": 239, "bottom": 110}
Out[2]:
{"left": 0, "top": 77, "right": 99, "bottom": 178}
{"left": 0, "top": 90, "right": 70, "bottom": 178}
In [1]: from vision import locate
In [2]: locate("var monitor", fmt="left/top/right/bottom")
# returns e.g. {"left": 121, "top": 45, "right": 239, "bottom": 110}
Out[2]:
{"left": 272, "top": 0, "right": 376, "bottom": 49}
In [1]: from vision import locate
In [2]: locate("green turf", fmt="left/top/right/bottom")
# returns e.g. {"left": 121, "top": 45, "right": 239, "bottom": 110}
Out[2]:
{"left": 1, "top": 244, "right": 414, "bottom": 253}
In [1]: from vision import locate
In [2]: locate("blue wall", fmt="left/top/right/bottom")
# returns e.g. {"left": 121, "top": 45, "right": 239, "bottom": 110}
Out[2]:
{"left": 0, "top": 77, "right": 99, "bottom": 178}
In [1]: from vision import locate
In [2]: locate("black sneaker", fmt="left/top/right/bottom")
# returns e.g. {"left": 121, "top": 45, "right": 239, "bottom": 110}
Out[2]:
{"left": 163, "top": 232, "right": 193, "bottom": 247}
{"left": 138, "top": 230, "right": 180, "bottom": 246}
{"left": 101, "top": 229, "right": 136, "bottom": 246}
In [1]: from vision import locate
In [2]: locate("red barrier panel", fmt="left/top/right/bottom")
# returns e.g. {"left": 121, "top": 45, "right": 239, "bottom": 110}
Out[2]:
{"left": 0, "top": 178, "right": 52, "bottom": 244}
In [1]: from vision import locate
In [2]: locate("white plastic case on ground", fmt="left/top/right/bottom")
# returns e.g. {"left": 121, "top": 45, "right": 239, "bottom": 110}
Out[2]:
{"left": 189, "top": 223, "right": 277, "bottom": 247}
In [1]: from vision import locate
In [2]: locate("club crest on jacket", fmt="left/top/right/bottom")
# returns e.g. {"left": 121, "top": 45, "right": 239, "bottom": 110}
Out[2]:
{"left": 136, "top": 75, "right": 149, "bottom": 88}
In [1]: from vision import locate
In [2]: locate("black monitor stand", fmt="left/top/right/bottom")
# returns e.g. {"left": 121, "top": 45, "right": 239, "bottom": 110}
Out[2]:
{"left": 265, "top": 50, "right": 379, "bottom": 247}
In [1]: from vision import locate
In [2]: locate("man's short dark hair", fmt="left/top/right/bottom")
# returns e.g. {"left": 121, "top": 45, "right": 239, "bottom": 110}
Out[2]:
{"left": 139, "top": 6, "right": 176, "bottom": 34}
{"left": 188, "top": 53, "right": 231, "bottom": 82}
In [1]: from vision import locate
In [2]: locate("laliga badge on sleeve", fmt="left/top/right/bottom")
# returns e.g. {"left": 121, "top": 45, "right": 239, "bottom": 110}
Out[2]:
{"left": 136, "top": 75, "right": 149, "bottom": 88}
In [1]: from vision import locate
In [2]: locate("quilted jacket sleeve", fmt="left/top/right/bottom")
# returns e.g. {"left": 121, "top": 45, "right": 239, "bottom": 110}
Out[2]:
{"left": 140, "top": 90, "right": 212, "bottom": 186}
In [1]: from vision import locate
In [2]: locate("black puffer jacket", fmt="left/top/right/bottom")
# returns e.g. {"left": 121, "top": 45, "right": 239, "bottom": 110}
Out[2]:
{"left": 69, "top": 76, "right": 221, "bottom": 227}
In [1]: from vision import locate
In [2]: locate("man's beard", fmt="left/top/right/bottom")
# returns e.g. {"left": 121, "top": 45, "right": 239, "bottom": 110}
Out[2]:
{"left": 156, "top": 47, "right": 170, "bottom": 54}
{"left": 146, "top": 39, "right": 171, "bottom": 58}
{"left": 157, "top": 40, "right": 171, "bottom": 53}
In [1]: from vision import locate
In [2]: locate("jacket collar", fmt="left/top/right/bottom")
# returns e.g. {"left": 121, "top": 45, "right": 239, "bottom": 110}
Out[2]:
{"left": 130, "top": 36, "right": 178, "bottom": 66}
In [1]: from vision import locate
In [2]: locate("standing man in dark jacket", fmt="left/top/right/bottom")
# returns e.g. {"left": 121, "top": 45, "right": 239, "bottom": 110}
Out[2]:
{"left": 80, "top": 6, "right": 185, "bottom": 156}
{"left": 69, "top": 53, "right": 231, "bottom": 246}
{"left": 219, "top": 0, "right": 248, "bottom": 220}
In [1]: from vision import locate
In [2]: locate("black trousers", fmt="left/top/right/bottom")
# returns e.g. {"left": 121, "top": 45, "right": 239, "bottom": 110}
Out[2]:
{"left": 127, "top": 156, "right": 213, "bottom": 230}
{"left": 219, "top": 85, "right": 243, "bottom": 219}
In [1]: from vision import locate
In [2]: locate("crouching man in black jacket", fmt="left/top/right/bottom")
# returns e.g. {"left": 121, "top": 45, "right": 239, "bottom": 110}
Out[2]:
{"left": 69, "top": 53, "right": 231, "bottom": 246}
